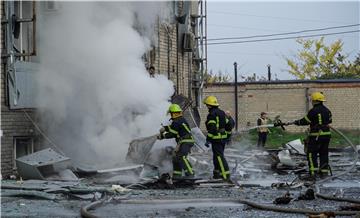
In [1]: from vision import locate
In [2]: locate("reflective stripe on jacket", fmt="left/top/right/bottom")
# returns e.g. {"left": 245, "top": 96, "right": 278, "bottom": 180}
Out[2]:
{"left": 162, "top": 117, "right": 195, "bottom": 144}
{"left": 295, "top": 103, "right": 332, "bottom": 136}
{"left": 206, "top": 107, "right": 228, "bottom": 141}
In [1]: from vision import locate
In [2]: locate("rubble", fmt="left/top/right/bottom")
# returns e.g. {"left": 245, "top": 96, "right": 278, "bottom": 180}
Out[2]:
{"left": 273, "top": 192, "right": 292, "bottom": 204}
{"left": 2, "top": 137, "right": 360, "bottom": 217}
{"left": 285, "top": 139, "right": 306, "bottom": 155}
{"left": 15, "top": 148, "right": 74, "bottom": 180}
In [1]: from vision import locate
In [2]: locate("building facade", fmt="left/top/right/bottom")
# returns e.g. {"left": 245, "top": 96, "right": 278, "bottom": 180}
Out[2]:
{"left": 1, "top": 1, "right": 206, "bottom": 177}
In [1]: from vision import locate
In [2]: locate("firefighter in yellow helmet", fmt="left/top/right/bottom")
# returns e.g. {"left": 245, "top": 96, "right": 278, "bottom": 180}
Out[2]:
{"left": 203, "top": 96, "right": 231, "bottom": 181}
{"left": 157, "top": 104, "right": 195, "bottom": 179}
{"left": 291, "top": 92, "right": 332, "bottom": 180}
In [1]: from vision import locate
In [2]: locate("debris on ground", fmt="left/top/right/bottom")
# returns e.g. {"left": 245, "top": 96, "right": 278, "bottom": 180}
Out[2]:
{"left": 297, "top": 188, "right": 315, "bottom": 200}
{"left": 273, "top": 191, "right": 292, "bottom": 204}
{"left": 15, "top": 148, "right": 75, "bottom": 180}
{"left": 2, "top": 137, "right": 360, "bottom": 217}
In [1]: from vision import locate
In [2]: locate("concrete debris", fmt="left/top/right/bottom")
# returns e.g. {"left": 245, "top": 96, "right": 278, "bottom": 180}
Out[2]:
{"left": 16, "top": 148, "right": 73, "bottom": 180}
{"left": 1, "top": 179, "right": 80, "bottom": 191}
{"left": 277, "top": 150, "right": 297, "bottom": 167}
{"left": 1, "top": 189, "right": 57, "bottom": 200}
{"left": 273, "top": 192, "right": 292, "bottom": 204}
{"left": 297, "top": 188, "right": 315, "bottom": 200}
{"left": 199, "top": 183, "right": 235, "bottom": 188}
{"left": 46, "top": 169, "right": 79, "bottom": 181}
{"left": 237, "top": 177, "right": 279, "bottom": 187}
{"left": 97, "top": 165, "right": 143, "bottom": 174}
{"left": 71, "top": 192, "right": 102, "bottom": 200}
{"left": 111, "top": 185, "right": 131, "bottom": 193}
{"left": 285, "top": 139, "right": 305, "bottom": 155}
{"left": 139, "top": 164, "right": 160, "bottom": 178}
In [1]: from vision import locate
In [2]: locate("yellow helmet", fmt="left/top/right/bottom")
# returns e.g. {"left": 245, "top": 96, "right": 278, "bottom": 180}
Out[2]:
{"left": 168, "top": 104, "right": 182, "bottom": 113}
{"left": 311, "top": 92, "right": 326, "bottom": 102}
{"left": 203, "top": 96, "right": 219, "bottom": 106}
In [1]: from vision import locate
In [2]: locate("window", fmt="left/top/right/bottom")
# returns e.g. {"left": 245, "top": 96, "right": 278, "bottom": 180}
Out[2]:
{"left": 13, "top": 137, "right": 34, "bottom": 169}
{"left": 45, "top": 1, "right": 58, "bottom": 11}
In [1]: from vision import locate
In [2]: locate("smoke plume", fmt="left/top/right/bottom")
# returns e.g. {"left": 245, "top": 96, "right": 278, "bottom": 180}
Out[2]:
{"left": 35, "top": 2, "right": 174, "bottom": 168}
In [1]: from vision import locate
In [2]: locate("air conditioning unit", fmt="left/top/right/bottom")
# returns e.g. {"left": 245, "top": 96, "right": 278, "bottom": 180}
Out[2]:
{"left": 182, "top": 33, "right": 195, "bottom": 52}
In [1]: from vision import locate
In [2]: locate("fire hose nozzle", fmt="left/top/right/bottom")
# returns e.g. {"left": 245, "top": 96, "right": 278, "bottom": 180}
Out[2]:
{"left": 273, "top": 119, "right": 286, "bottom": 130}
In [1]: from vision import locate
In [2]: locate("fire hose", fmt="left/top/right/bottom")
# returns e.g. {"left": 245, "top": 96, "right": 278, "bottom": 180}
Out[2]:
{"left": 80, "top": 124, "right": 360, "bottom": 218}
{"left": 81, "top": 197, "right": 360, "bottom": 218}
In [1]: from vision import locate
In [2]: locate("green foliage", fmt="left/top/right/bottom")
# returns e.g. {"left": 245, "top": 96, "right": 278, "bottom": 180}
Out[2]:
{"left": 285, "top": 37, "right": 360, "bottom": 80}
{"left": 243, "top": 128, "right": 360, "bottom": 149}
{"left": 204, "top": 69, "right": 232, "bottom": 84}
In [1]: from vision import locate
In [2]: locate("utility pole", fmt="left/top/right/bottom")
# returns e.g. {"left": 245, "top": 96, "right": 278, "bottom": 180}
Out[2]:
{"left": 234, "top": 62, "right": 238, "bottom": 131}
{"left": 267, "top": 64, "right": 271, "bottom": 81}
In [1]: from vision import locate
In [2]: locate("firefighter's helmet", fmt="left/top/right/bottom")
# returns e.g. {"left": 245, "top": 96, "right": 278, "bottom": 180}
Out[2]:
{"left": 311, "top": 92, "right": 326, "bottom": 102}
{"left": 203, "top": 96, "right": 220, "bottom": 106}
{"left": 168, "top": 104, "right": 182, "bottom": 113}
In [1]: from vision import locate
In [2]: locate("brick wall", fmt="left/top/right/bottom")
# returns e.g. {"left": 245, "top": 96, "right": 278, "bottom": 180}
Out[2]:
{"left": 1, "top": 1, "right": 36, "bottom": 177}
{"left": 200, "top": 81, "right": 360, "bottom": 132}
{"left": 154, "top": 1, "right": 196, "bottom": 100}
{"left": 1, "top": 1, "right": 199, "bottom": 177}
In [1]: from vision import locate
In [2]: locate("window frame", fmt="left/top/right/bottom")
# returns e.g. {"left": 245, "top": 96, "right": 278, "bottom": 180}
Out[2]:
{"left": 13, "top": 136, "right": 34, "bottom": 169}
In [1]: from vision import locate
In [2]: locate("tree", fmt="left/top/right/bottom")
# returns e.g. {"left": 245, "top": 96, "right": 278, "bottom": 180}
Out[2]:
{"left": 319, "top": 53, "right": 360, "bottom": 79}
{"left": 285, "top": 37, "right": 360, "bottom": 79}
{"left": 204, "top": 69, "right": 232, "bottom": 84}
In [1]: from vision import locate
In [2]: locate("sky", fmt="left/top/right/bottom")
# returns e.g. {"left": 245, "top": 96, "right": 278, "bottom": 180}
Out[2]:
{"left": 207, "top": 1, "right": 360, "bottom": 80}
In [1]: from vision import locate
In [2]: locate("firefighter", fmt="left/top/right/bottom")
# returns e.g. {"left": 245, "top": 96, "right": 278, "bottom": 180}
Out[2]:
{"left": 158, "top": 104, "right": 195, "bottom": 179}
{"left": 203, "top": 96, "right": 231, "bottom": 181}
{"left": 292, "top": 92, "right": 332, "bottom": 179}
{"left": 257, "top": 112, "right": 270, "bottom": 147}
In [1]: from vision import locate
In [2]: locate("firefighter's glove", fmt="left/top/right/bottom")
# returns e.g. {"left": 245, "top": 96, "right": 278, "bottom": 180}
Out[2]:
{"left": 159, "top": 127, "right": 166, "bottom": 134}
{"left": 286, "top": 121, "right": 295, "bottom": 126}
{"left": 205, "top": 141, "right": 211, "bottom": 148}
{"left": 157, "top": 134, "right": 164, "bottom": 140}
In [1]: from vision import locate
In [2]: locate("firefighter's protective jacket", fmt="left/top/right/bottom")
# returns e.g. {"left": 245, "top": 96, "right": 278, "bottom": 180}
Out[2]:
{"left": 206, "top": 107, "right": 228, "bottom": 141}
{"left": 162, "top": 117, "right": 195, "bottom": 144}
{"left": 295, "top": 103, "right": 332, "bottom": 137}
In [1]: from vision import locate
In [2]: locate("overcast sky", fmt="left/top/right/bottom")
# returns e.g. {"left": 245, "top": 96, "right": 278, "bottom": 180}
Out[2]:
{"left": 207, "top": 1, "right": 360, "bottom": 80}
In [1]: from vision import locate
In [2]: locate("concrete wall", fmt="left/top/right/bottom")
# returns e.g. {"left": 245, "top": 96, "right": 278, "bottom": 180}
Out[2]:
{"left": 200, "top": 81, "right": 360, "bottom": 132}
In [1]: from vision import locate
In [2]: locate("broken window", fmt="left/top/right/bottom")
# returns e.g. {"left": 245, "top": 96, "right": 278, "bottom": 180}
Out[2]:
{"left": 13, "top": 137, "right": 34, "bottom": 169}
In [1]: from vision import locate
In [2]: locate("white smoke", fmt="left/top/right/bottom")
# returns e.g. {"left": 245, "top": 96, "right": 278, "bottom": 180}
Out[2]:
{"left": 35, "top": 2, "right": 174, "bottom": 168}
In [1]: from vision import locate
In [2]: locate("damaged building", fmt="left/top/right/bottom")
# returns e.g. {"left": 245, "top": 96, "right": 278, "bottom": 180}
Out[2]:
{"left": 1, "top": 1, "right": 360, "bottom": 218}
{"left": 1, "top": 1, "right": 207, "bottom": 177}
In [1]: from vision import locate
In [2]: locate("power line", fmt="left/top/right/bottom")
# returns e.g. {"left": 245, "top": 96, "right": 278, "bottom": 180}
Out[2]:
{"left": 208, "top": 24, "right": 360, "bottom": 41}
{"left": 209, "top": 10, "right": 350, "bottom": 25}
{"left": 208, "top": 23, "right": 286, "bottom": 32}
{"left": 208, "top": 30, "right": 360, "bottom": 46}
{"left": 210, "top": 51, "right": 276, "bottom": 56}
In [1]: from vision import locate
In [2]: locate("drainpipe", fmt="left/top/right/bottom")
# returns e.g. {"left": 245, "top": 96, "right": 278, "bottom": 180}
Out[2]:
{"left": 305, "top": 87, "right": 310, "bottom": 111}
{"left": 234, "top": 62, "right": 238, "bottom": 131}
{"left": 188, "top": 52, "right": 191, "bottom": 99}
{"left": 176, "top": 22, "right": 179, "bottom": 94}
{"left": 5, "top": 1, "right": 17, "bottom": 106}
{"left": 166, "top": 26, "right": 170, "bottom": 80}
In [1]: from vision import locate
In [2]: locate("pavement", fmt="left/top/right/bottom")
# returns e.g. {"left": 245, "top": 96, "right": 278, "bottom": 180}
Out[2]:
{"left": 1, "top": 143, "right": 360, "bottom": 218}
